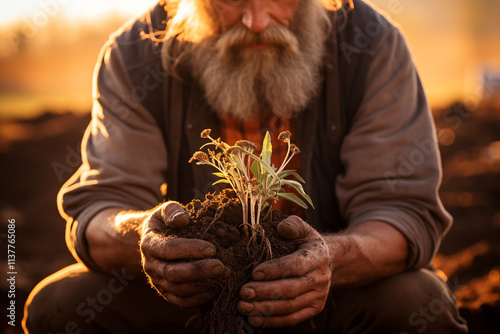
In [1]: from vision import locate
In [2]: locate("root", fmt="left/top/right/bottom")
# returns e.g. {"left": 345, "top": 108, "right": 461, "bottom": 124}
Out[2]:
{"left": 203, "top": 205, "right": 225, "bottom": 234}
{"left": 263, "top": 205, "right": 273, "bottom": 221}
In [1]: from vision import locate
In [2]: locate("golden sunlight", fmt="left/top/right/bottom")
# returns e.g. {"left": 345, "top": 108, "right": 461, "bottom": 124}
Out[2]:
{"left": 1, "top": 0, "right": 500, "bottom": 119}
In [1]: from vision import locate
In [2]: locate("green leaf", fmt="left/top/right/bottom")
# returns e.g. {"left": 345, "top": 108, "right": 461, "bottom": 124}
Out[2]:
{"left": 212, "top": 179, "right": 230, "bottom": 185}
{"left": 302, "top": 192, "right": 315, "bottom": 209}
{"left": 280, "top": 179, "right": 306, "bottom": 196}
{"left": 245, "top": 151, "right": 280, "bottom": 185}
{"left": 277, "top": 170, "right": 305, "bottom": 183}
{"left": 277, "top": 192, "right": 308, "bottom": 209}
{"left": 279, "top": 180, "right": 315, "bottom": 209}
{"left": 261, "top": 131, "right": 272, "bottom": 165}
{"left": 250, "top": 160, "right": 261, "bottom": 180}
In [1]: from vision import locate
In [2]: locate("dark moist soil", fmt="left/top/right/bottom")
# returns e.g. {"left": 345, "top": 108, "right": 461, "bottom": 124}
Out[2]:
{"left": 165, "top": 189, "right": 298, "bottom": 334}
{"left": 3, "top": 107, "right": 500, "bottom": 334}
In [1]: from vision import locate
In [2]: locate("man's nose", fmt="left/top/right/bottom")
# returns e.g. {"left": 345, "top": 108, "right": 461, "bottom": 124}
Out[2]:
{"left": 242, "top": 0, "right": 270, "bottom": 33}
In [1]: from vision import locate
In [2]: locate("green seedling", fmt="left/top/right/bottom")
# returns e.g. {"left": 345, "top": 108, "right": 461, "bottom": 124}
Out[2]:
{"left": 189, "top": 129, "right": 314, "bottom": 256}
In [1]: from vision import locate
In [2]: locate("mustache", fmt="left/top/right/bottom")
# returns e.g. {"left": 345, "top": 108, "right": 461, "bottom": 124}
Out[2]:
{"left": 215, "top": 25, "right": 300, "bottom": 58}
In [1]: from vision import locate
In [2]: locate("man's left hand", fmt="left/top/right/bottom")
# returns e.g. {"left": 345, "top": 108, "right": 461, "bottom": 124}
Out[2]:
{"left": 237, "top": 216, "right": 332, "bottom": 327}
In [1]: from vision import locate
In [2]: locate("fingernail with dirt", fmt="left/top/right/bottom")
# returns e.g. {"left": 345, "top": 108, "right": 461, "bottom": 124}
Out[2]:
{"left": 253, "top": 271, "right": 265, "bottom": 280}
{"left": 167, "top": 211, "right": 190, "bottom": 229}
{"left": 239, "top": 301, "right": 254, "bottom": 313}
{"left": 212, "top": 263, "right": 223, "bottom": 276}
{"left": 203, "top": 246, "right": 215, "bottom": 257}
{"left": 277, "top": 220, "right": 299, "bottom": 239}
{"left": 240, "top": 287, "right": 255, "bottom": 300}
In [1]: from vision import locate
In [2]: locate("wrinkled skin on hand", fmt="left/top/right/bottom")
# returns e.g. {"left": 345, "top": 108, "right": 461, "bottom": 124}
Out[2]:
{"left": 237, "top": 215, "right": 332, "bottom": 327}
{"left": 140, "top": 202, "right": 230, "bottom": 308}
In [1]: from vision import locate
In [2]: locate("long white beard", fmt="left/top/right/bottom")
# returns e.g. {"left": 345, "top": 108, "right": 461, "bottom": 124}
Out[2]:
{"left": 189, "top": 1, "right": 331, "bottom": 121}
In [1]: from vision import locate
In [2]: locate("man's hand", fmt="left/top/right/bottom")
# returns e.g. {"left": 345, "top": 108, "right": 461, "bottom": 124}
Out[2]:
{"left": 140, "top": 202, "right": 229, "bottom": 308}
{"left": 237, "top": 216, "right": 332, "bottom": 327}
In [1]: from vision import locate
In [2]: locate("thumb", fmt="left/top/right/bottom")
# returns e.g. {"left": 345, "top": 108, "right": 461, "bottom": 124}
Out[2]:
{"left": 160, "top": 201, "right": 190, "bottom": 229}
{"left": 277, "top": 215, "right": 311, "bottom": 240}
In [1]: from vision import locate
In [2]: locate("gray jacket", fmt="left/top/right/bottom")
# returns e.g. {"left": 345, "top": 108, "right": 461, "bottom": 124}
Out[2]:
{"left": 59, "top": 0, "right": 451, "bottom": 272}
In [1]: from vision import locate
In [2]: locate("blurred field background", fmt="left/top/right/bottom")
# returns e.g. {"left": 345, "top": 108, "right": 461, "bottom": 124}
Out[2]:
{"left": 1, "top": 0, "right": 499, "bottom": 333}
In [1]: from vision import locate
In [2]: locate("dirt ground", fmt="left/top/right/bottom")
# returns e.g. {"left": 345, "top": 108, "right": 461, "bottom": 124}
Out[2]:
{"left": 1, "top": 100, "right": 499, "bottom": 333}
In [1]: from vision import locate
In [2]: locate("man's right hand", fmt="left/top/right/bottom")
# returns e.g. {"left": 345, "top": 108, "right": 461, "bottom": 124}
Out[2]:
{"left": 140, "top": 202, "right": 229, "bottom": 308}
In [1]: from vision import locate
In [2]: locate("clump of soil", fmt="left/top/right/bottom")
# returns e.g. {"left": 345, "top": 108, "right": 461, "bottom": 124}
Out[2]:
{"left": 165, "top": 189, "right": 297, "bottom": 334}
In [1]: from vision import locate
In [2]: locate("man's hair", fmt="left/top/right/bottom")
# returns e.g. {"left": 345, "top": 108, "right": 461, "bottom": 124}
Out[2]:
{"left": 156, "top": 0, "right": 353, "bottom": 76}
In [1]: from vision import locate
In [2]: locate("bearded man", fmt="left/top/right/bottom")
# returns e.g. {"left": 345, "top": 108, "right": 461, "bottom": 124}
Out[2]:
{"left": 23, "top": 0, "right": 468, "bottom": 333}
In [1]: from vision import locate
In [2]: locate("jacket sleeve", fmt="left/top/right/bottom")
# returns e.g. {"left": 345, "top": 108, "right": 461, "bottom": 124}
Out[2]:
{"left": 335, "top": 25, "right": 452, "bottom": 270}
{"left": 57, "top": 28, "right": 168, "bottom": 270}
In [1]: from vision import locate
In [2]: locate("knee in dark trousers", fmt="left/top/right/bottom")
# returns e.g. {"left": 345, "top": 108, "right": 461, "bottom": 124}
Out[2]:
{"left": 235, "top": 269, "right": 468, "bottom": 334}
{"left": 23, "top": 263, "right": 198, "bottom": 334}
{"left": 24, "top": 265, "right": 467, "bottom": 334}
{"left": 324, "top": 268, "right": 468, "bottom": 333}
